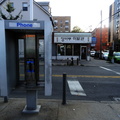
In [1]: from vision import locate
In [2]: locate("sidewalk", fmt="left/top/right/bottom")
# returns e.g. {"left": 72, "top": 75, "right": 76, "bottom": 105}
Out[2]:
{"left": 0, "top": 98, "right": 120, "bottom": 120}
{"left": 1, "top": 58, "right": 120, "bottom": 120}
{"left": 52, "top": 57, "right": 120, "bottom": 67}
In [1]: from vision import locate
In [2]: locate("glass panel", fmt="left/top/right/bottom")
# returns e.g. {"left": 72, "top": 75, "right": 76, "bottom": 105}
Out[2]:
{"left": 57, "top": 44, "right": 65, "bottom": 55}
{"left": 74, "top": 44, "right": 80, "bottom": 55}
{"left": 66, "top": 44, "right": 72, "bottom": 55}
{"left": 25, "top": 35, "right": 36, "bottom": 86}
{"left": 39, "top": 39, "right": 44, "bottom": 81}
{"left": 23, "top": 2, "right": 28, "bottom": 11}
{"left": 39, "top": 39, "right": 44, "bottom": 59}
{"left": 26, "top": 35, "right": 35, "bottom": 58}
{"left": 18, "top": 39, "right": 25, "bottom": 81}
{"left": 81, "top": 47, "right": 87, "bottom": 59}
{"left": 23, "top": 2, "right": 28, "bottom": 7}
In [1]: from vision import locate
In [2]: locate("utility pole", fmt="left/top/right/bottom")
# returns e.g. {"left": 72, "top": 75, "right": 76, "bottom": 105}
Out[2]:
{"left": 30, "top": 0, "right": 33, "bottom": 20}
{"left": 100, "top": 10, "right": 102, "bottom": 59}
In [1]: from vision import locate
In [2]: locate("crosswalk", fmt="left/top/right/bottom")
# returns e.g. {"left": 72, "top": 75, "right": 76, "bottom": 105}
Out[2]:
{"left": 67, "top": 80, "right": 86, "bottom": 96}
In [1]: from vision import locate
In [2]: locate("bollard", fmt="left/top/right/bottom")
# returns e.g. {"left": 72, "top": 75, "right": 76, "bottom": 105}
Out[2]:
{"left": 62, "top": 73, "right": 67, "bottom": 105}
{"left": 67, "top": 58, "right": 69, "bottom": 66}
{"left": 4, "top": 96, "right": 8, "bottom": 103}
{"left": 71, "top": 57, "right": 74, "bottom": 66}
{"left": 77, "top": 58, "right": 79, "bottom": 65}
{"left": 111, "top": 57, "right": 114, "bottom": 64}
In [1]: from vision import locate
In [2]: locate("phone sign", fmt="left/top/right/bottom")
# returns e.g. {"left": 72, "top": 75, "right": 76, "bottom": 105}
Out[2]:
{"left": 9, "top": 22, "right": 40, "bottom": 28}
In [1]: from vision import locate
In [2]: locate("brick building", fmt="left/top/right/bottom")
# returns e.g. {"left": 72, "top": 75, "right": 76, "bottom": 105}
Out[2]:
{"left": 92, "top": 26, "right": 109, "bottom": 51}
{"left": 109, "top": 0, "right": 120, "bottom": 51}
{"left": 53, "top": 16, "right": 71, "bottom": 32}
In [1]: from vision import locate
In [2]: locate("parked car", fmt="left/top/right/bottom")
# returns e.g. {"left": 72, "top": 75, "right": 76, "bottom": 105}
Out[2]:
{"left": 114, "top": 52, "right": 120, "bottom": 62}
{"left": 102, "top": 52, "right": 109, "bottom": 60}
{"left": 90, "top": 51, "right": 95, "bottom": 57}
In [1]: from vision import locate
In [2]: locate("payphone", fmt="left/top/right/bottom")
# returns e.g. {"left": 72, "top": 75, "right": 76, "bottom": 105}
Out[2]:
{"left": 24, "top": 34, "right": 39, "bottom": 87}
{"left": 26, "top": 59, "right": 35, "bottom": 86}
{"left": 23, "top": 34, "right": 40, "bottom": 113}
{"left": 0, "top": 20, "right": 52, "bottom": 108}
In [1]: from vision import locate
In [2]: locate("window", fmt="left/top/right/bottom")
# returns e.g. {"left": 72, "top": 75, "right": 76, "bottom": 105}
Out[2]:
{"left": 74, "top": 45, "right": 80, "bottom": 55}
{"left": 117, "top": 0, "right": 120, "bottom": 4}
{"left": 65, "top": 20, "right": 69, "bottom": 24}
{"left": 116, "top": 30, "right": 119, "bottom": 34}
{"left": 23, "top": 2, "right": 28, "bottom": 11}
{"left": 66, "top": 45, "right": 72, "bottom": 55}
{"left": 57, "top": 44, "right": 65, "bottom": 55}
{"left": 116, "top": 24, "right": 119, "bottom": 28}
{"left": 65, "top": 26, "right": 69, "bottom": 30}
{"left": 116, "top": 19, "right": 119, "bottom": 23}
{"left": 60, "top": 20, "right": 62, "bottom": 23}
{"left": 54, "top": 20, "right": 58, "bottom": 25}
{"left": 54, "top": 26, "right": 58, "bottom": 30}
{"left": 117, "top": 13, "right": 119, "bottom": 17}
{"left": 39, "top": 39, "right": 44, "bottom": 59}
{"left": 60, "top": 25, "right": 63, "bottom": 28}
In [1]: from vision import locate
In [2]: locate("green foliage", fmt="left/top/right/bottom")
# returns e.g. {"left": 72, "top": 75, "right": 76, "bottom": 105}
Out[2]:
{"left": 5, "top": 2, "right": 14, "bottom": 13}
{"left": 71, "top": 26, "right": 84, "bottom": 33}
{"left": 0, "top": 1, "right": 22, "bottom": 20}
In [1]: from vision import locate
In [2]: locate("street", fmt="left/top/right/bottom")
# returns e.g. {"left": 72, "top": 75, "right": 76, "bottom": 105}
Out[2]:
{"left": 10, "top": 58, "right": 120, "bottom": 102}
{"left": 52, "top": 63, "right": 120, "bottom": 101}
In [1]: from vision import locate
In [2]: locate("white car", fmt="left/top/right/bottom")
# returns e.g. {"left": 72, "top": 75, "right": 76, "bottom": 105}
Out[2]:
{"left": 90, "top": 51, "right": 95, "bottom": 57}
{"left": 102, "top": 52, "right": 109, "bottom": 60}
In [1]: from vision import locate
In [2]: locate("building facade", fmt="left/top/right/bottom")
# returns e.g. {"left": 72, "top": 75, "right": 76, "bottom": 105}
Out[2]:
{"left": 0, "top": 0, "right": 52, "bottom": 20}
{"left": 109, "top": 0, "right": 120, "bottom": 51}
{"left": 92, "top": 26, "right": 109, "bottom": 51}
{"left": 53, "top": 16, "right": 71, "bottom": 32}
{"left": 52, "top": 32, "right": 92, "bottom": 60}
{"left": 109, "top": 2, "right": 114, "bottom": 47}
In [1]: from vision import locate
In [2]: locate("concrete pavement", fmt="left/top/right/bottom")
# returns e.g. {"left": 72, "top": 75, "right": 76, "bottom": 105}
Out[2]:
{"left": 52, "top": 57, "right": 120, "bottom": 67}
{"left": 1, "top": 58, "right": 120, "bottom": 120}
{"left": 0, "top": 98, "right": 120, "bottom": 120}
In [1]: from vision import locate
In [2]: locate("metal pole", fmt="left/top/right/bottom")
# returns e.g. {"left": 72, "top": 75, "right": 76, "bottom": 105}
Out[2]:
{"left": 77, "top": 58, "right": 79, "bottom": 65}
{"left": 71, "top": 57, "right": 74, "bottom": 66}
{"left": 30, "top": 0, "right": 33, "bottom": 20}
{"left": 100, "top": 10, "right": 102, "bottom": 59}
{"left": 62, "top": 73, "right": 66, "bottom": 105}
{"left": 4, "top": 96, "right": 8, "bottom": 103}
{"left": 67, "top": 58, "right": 69, "bottom": 66}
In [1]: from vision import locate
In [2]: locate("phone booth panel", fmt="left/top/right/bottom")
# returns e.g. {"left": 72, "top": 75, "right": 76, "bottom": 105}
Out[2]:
{"left": 0, "top": 20, "right": 52, "bottom": 105}
{"left": 24, "top": 34, "right": 38, "bottom": 87}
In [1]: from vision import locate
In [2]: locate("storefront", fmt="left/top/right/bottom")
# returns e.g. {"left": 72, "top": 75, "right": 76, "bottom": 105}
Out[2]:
{"left": 52, "top": 32, "right": 92, "bottom": 60}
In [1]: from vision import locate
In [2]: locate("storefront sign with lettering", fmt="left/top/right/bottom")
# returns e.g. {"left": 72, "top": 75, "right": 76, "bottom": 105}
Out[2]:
{"left": 54, "top": 33, "right": 92, "bottom": 43}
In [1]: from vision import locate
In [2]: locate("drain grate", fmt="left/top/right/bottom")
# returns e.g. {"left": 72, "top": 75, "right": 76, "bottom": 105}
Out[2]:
{"left": 113, "top": 97, "right": 120, "bottom": 102}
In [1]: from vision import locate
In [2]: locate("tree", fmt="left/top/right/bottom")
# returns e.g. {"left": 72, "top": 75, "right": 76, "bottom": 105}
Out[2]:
{"left": 71, "top": 26, "right": 84, "bottom": 33}
{"left": 0, "top": 1, "right": 22, "bottom": 20}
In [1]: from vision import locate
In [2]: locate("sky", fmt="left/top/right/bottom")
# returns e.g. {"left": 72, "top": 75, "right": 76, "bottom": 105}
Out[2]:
{"left": 35, "top": 0, "right": 114, "bottom": 31}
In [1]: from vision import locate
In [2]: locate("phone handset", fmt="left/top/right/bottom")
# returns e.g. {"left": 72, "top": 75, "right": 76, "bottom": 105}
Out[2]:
{"left": 26, "top": 59, "right": 35, "bottom": 73}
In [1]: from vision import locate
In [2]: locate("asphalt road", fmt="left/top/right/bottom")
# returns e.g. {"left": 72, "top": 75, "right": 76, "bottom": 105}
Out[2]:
{"left": 52, "top": 65, "right": 120, "bottom": 101}
{"left": 10, "top": 59, "right": 120, "bottom": 102}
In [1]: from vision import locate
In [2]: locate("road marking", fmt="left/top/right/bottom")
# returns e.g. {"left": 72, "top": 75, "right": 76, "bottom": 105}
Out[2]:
{"left": 20, "top": 74, "right": 120, "bottom": 78}
{"left": 100, "top": 66, "right": 120, "bottom": 75}
{"left": 67, "top": 80, "right": 86, "bottom": 96}
{"left": 113, "top": 97, "right": 120, "bottom": 102}
{"left": 100, "top": 66, "right": 112, "bottom": 71}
